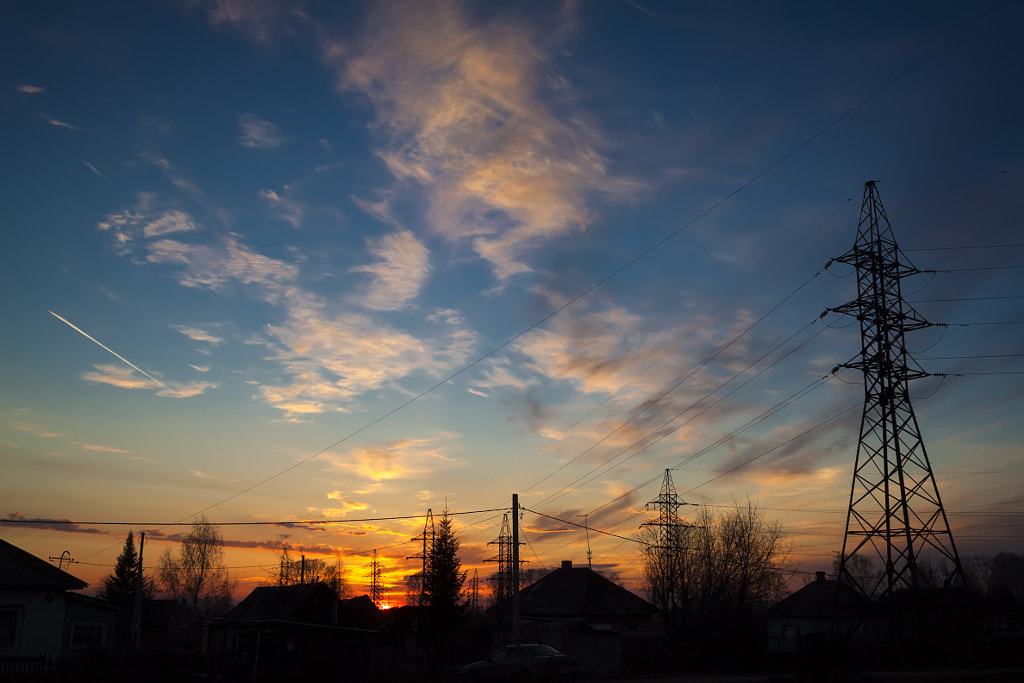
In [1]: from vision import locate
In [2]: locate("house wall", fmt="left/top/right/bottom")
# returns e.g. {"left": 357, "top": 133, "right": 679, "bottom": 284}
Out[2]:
{"left": 0, "top": 588, "right": 68, "bottom": 658}
{"left": 64, "top": 595, "right": 126, "bottom": 654}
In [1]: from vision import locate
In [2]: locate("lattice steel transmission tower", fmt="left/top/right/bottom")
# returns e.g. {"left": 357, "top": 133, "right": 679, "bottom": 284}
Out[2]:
{"left": 831, "top": 181, "right": 965, "bottom": 609}
{"left": 640, "top": 469, "right": 690, "bottom": 628}
{"left": 486, "top": 512, "right": 514, "bottom": 603}
{"left": 467, "top": 568, "right": 481, "bottom": 612}
{"left": 369, "top": 549, "right": 386, "bottom": 608}
{"left": 408, "top": 509, "right": 434, "bottom": 607}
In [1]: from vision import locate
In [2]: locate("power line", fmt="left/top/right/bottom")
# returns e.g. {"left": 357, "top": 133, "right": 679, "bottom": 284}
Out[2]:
{"left": 3, "top": 508, "right": 506, "bottom": 528}
{"left": 522, "top": 508, "right": 641, "bottom": 545}
{"left": 905, "top": 244, "right": 1024, "bottom": 252}
{"left": 116, "top": 0, "right": 1007, "bottom": 535}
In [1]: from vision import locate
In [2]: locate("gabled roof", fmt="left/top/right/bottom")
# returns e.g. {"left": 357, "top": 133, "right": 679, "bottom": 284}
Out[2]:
{"left": 0, "top": 538, "right": 87, "bottom": 590}
{"left": 767, "top": 576, "right": 870, "bottom": 618}
{"left": 227, "top": 582, "right": 341, "bottom": 624}
{"left": 492, "top": 565, "right": 656, "bottom": 617}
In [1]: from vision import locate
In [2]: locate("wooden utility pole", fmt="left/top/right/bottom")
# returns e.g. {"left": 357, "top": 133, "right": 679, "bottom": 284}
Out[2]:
{"left": 512, "top": 493, "right": 520, "bottom": 640}
{"left": 132, "top": 532, "right": 145, "bottom": 650}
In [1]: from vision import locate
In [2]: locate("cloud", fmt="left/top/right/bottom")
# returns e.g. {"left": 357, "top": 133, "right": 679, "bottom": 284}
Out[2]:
{"left": 76, "top": 442, "right": 134, "bottom": 454}
{"left": 16, "top": 84, "right": 44, "bottom": 94}
{"left": 97, "top": 194, "right": 199, "bottom": 255}
{"left": 240, "top": 113, "right": 287, "bottom": 149}
{"left": 258, "top": 296, "right": 477, "bottom": 416}
{"left": 173, "top": 325, "right": 224, "bottom": 344}
{"left": 323, "top": 434, "right": 459, "bottom": 482}
{"left": 39, "top": 113, "right": 87, "bottom": 131}
{"left": 201, "top": 0, "right": 285, "bottom": 43}
{"left": 81, "top": 160, "right": 108, "bottom": 181}
{"left": 147, "top": 235, "right": 298, "bottom": 298}
{"left": 351, "top": 230, "right": 430, "bottom": 310}
{"left": 102, "top": 198, "right": 474, "bottom": 416}
{"left": 1, "top": 513, "right": 108, "bottom": 535}
{"left": 260, "top": 188, "right": 304, "bottom": 228}
{"left": 325, "top": 0, "right": 632, "bottom": 280}
{"left": 315, "top": 493, "right": 370, "bottom": 518}
{"left": 81, "top": 363, "right": 218, "bottom": 398}
{"left": 4, "top": 413, "right": 62, "bottom": 438}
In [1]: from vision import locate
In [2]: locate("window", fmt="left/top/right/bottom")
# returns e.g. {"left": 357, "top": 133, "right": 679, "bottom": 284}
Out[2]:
{"left": 0, "top": 608, "right": 22, "bottom": 650}
{"left": 70, "top": 623, "right": 104, "bottom": 649}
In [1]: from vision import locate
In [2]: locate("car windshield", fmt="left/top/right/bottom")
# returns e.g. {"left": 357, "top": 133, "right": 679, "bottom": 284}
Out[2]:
{"left": 525, "top": 644, "right": 560, "bottom": 656}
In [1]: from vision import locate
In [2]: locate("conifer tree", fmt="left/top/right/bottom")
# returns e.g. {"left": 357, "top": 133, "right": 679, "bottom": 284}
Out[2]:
{"left": 423, "top": 508, "right": 466, "bottom": 630}
{"left": 101, "top": 530, "right": 154, "bottom": 605}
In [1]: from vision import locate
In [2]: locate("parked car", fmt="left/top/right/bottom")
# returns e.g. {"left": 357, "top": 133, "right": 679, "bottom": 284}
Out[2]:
{"left": 461, "top": 643, "right": 579, "bottom": 682}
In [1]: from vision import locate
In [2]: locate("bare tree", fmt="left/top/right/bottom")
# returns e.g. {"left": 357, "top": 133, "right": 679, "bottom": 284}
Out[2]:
{"left": 158, "top": 517, "right": 236, "bottom": 618}
{"left": 275, "top": 546, "right": 351, "bottom": 598}
{"left": 640, "top": 498, "right": 791, "bottom": 633}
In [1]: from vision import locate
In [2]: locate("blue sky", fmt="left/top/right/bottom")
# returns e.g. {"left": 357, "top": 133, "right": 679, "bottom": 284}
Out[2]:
{"left": 1, "top": 0, "right": 1021, "bottom": 600}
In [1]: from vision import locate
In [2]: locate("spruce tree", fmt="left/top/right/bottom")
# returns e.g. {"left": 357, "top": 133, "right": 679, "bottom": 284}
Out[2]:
{"left": 101, "top": 531, "right": 154, "bottom": 605}
{"left": 423, "top": 509, "right": 466, "bottom": 631}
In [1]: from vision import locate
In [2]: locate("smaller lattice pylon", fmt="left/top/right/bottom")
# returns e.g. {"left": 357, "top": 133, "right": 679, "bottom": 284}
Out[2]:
{"left": 407, "top": 509, "right": 434, "bottom": 607}
{"left": 485, "top": 513, "right": 514, "bottom": 603}
{"left": 369, "top": 549, "right": 386, "bottom": 608}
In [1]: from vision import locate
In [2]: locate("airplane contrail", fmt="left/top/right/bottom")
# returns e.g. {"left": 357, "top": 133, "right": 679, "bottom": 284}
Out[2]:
{"left": 48, "top": 310, "right": 171, "bottom": 391}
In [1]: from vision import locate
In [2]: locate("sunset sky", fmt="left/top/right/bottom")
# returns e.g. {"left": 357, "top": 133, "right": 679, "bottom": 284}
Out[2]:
{"left": 2, "top": 0, "right": 1021, "bottom": 603}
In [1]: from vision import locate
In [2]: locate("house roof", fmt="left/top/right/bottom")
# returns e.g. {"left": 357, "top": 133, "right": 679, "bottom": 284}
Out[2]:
{"left": 767, "top": 576, "right": 870, "bottom": 618}
{"left": 0, "top": 538, "right": 87, "bottom": 590}
{"left": 227, "top": 582, "right": 340, "bottom": 624}
{"left": 491, "top": 564, "right": 656, "bottom": 618}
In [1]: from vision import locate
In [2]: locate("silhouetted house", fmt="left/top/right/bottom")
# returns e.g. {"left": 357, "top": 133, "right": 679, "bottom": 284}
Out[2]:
{"left": 140, "top": 598, "right": 199, "bottom": 652}
{"left": 64, "top": 592, "right": 126, "bottom": 654}
{"left": 765, "top": 570, "right": 874, "bottom": 655}
{"left": 488, "top": 560, "right": 661, "bottom": 678}
{"left": 204, "top": 582, "right": 378, "bottom": 681}
{"left": 0, "top": 537, "right": 128, "bottom": 676}
{"left": 0, "top": 537, "right": 89, "bottom": 661}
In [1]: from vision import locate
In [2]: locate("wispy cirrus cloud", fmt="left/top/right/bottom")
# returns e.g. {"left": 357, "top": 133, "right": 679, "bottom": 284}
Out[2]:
{"left": 3, "top": 411, "right": 62, "bottom": 438}
{"left": 16, "top": 84, "right": 44, "bottom": 94}
{"left": 351, "top": 230, "right": 430, "bottom": 311}
{"left": 325, "top": 0, "right": 633, "bottom": 280}
{"left": 173, "top": 325, "right": 224, "bottom": 344}
{"left": 260, "top": 188, "right": 305, "bottom": 228}
{"left": 81, "top": 363, "right": 218, "bottom": 398}
{"left": 40, "top": 112, "right": 87, "bottom": 131}
{"left": 323, "top": 433, "right": 460, "bottom": 482}
{"left": 75, "top": 441, "right": 134, "bottom": 454}
{"left": 81, "top": 160, "right": 108, "bottom": 181}
{"left": 97, "top": 193, "right": 198, "bottom": 255}
{"left": 259, "top": 296, "right": 476, "bottom": 417}
{"left": 240, "top": 113, "right": 287, "bottom": 149}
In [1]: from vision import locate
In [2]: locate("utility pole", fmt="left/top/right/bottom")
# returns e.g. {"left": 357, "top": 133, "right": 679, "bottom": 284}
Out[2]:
{"left": 132, "top": 532, "right": 145, "bottom": 650}
{"left": 512, "top": 493, "right": 520, "bottom": 641}
{"left": 830, "top": 181, "right": 965, "bottom": 640}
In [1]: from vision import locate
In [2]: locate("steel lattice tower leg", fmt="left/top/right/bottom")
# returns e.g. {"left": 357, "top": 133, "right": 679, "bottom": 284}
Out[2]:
{"left": 832, "top": 182, "right": 965, "bottom": 626}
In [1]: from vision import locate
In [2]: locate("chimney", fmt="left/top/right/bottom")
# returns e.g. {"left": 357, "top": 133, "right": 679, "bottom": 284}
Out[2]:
{"left": 816, "top": 571, "right": 826, "bottom": 583}
{"left": 561, "top": 560, "right": 572, "bottom": 570}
